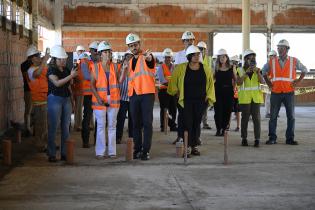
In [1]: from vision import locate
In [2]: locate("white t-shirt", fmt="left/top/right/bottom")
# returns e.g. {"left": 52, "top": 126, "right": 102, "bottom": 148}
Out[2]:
{"left": 27, "top": 66, "right": 39, "bottom": 81}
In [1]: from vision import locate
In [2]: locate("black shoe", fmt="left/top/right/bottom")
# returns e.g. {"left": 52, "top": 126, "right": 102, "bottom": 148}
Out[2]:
{"left": 141, "top": 152, "right": 150, "bottom": 161}
{"left": 241, "top": 139, "right": 249, "bottom": 146}
{"left": 215, "top": 131, "right": 221, "bottom": 136}
{"left": 60, "top": 155, "right": 66, "bottom": 161}
{"left": 191, "top": 147, "right": 200, "bottom": 156}
{"left": 160, "top": 128, "right": 164, "bottom": 132}
{"left": 266, "top": 140, "right": 277, "bottom": 145}
{"left": 48, "top": 156, "right": 57, "bottom": 162}
{"left": 219, "top": 130, "right": 225, "bottom": 136}
{"left": 133, "top": 152, "right": 142, "bottom": 159}
{"left": 203, "top": 124, "right": 212, "bottom": 130}
{"left": 170, "top": 127, "right": 178, "bottom": 132}
{"left": 254, "top": 140, "right": 260, "bottom": 147}
{"left": 286, "top": 140, "right": 298, "bottom": 145}
{"left": 82, "top": 143, "right": 90, "bottom": 148}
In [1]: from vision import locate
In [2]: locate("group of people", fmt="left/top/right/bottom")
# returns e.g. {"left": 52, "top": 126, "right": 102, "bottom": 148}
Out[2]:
{"left": 21, "top": 31, "right": 308, "bottom": 162}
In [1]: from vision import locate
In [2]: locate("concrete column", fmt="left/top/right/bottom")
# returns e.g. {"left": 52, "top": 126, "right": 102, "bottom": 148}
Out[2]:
{"left": 207, "top": 32, "right": 214, "bottom": 57}
{"left": 32, "top": 0, "right": 39, "bottom": 46}
{"left": 266, "top": 0, "right": 273, "bottom": 56}
{"left": 242, "top": 0, "right": 250, "bottom": 54}
{"left": 53, "top": 0, "right": 63, "bottom": 46}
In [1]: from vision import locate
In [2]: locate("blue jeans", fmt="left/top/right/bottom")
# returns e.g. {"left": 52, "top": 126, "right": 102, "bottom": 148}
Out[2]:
{"left": 269, "top": 92, "right": 295, "bottom": 141}
{"left": 47, "top": 94, "right": 72, "bottom": 158}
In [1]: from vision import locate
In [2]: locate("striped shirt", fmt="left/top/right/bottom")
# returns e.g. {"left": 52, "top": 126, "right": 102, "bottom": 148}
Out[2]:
{"left": 119, "top": 77, "right": 129, "bottom": 101}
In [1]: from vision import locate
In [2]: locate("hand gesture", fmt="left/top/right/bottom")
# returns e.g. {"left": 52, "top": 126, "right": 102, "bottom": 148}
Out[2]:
{"left": 143, "top": 49, "right": 152, "bottom": 61}
{"left": 70, "top": 68, "right": 78, "bottom": 78}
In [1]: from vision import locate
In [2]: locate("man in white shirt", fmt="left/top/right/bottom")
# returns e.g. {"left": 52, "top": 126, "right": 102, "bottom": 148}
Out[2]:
{"left": 174, "top": 31, "right": 195, "bottom": 65}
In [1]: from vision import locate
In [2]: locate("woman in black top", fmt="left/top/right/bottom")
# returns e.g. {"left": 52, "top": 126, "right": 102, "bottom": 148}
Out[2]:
{"left": 47, "top": 45, "right": 78, "bottom": 162}
{"left": 214, "top": 49, "right": 236, "bottom": 136}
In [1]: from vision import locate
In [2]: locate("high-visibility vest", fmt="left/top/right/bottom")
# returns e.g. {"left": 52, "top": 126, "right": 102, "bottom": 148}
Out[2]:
{"left": 72, "top": 59, "right": 84, "bottom": 96}
{"left": 81, "top": 59, "right": 92, "bottom": 96}
{"left": 27, "top": 65, "right": 48, "bottom": 105}
{"left": 159, "top": 63, "right": 173, "bottom": 89}
{"left": 128, "top": 55, "right": 156, "bottom": 96}
{"left": 268, "top": 56, "right": 297, "bottom": 93}
{"left": 90, "top": 62, "right": 120, "bottom": 110}
{"left": 237, "top": 67, "right": 263, "bottom": 104}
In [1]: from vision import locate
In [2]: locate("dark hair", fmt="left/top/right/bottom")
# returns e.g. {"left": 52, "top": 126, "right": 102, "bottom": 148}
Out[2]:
{"left": 48, "top": 57, "right": 57, "bottom": 69}
{"left": 186, "top": 54, "right": 193, "bottom": 62}
{"left": 215, "top": 54, "right": 231, "bottom": 71}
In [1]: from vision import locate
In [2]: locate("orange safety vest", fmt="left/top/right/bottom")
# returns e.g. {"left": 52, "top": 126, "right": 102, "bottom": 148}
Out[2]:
{"left": 159, "top": 63, "right": 173, "bottom": 90}
{"left": 90, "top": 62, "right": 120, "bottom": 110}
{"left": 268, "top": 56, "right": 297, "bottom": 93}
{"left": 27, "top": 65, "right": 48, "bottom": 105}
{"left": 72, "top": 60, "right": 84, "bottom": 96}
{"left": 80, "top": 59, "right": 92, "bottom": 96}
{"left": 128, "top": 55, "right": 156, "bottom": 96}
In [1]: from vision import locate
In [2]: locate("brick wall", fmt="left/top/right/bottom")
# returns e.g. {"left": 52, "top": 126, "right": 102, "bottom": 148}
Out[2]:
{"left": 0, "top": 31, "right": 28, "bottom": 133}
{"left": 63, "top": 31, "right": 208, "bottom": 52}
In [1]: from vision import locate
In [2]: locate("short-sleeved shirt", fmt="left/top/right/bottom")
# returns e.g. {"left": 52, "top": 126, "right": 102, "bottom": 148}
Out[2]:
{"left": 262, "top": 56, "right": 308, "bottom": 76}
{"left": 47, "top": 66, "right": 71, "bottom": 97}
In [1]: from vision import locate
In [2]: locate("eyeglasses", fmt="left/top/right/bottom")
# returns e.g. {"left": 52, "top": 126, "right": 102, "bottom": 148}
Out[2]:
{"left": 183, "top": 39, "right": 194, "bottom": 42}
{"left": 128, "top": 42, "right": 139, "bottom": 48}
{"left": 90, "top": 48, "right": 97, "bottom": 52}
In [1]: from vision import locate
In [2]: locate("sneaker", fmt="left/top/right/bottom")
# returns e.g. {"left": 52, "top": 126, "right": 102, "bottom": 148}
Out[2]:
{"left": 203, "top": 124, "right": 212, "bottom": 130}
{"left": 286, "top": 140, "right": 298, "bottom": 145}
{"left": 141, "top": 152, "right": 150, "bottom": 161}
{"left": 254, "top": 140, "right": 260, "bottom": 147}
{"left": 241, "top": 139, "right": 249, "bottom": 146}
{"left": 191, "top": 147, "right": 200, "bottom": 156}
{"left": 133, "top": 152, "right": 142, "bottom": 159}
{"left": 266, "top": 139, "right": 277, "bottom": 145}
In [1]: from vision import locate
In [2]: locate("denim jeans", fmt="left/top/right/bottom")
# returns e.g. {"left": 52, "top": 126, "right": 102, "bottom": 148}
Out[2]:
{"left": 269, "top": 92, "right": 295, "bottom": 141}
{"left": 130, "top": 93, "right": 154, "bottom": 154}
{"left": 47, "top": 94, "right": 72, "bottom": 158}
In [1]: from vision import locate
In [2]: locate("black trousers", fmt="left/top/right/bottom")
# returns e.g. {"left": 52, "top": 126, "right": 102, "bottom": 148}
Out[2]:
{"left": 158, "top": 89, "right": 177, "bottom": 129}
{"left": 177, "top": 104, "right": 184, "bottom": 139}
{"left": 116, "top": 100, "right": 133, "bottom": 140}
{"left": 183, "top": 100, "right": 206, "bottom": 147}
{"left": 130, "top": 93, "right": 155, "bottom": 154}
{"left": 214, "top": 88, "right": 234, "bottom": 132}
{"left": 81, "top": 95, "right": 93, "bottom": 145}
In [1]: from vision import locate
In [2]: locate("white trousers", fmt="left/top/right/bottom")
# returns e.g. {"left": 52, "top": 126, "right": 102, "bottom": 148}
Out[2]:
{"left": 265, "top": 93, "right": 271, "bottom": 115}
{"left": 94, "top": 96, "right": 119, "bottom": 156}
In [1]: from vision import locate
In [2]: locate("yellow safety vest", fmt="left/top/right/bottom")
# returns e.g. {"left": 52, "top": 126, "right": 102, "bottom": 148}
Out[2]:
{"left": 237, "top": 67, "right": 264, "bottom": 104}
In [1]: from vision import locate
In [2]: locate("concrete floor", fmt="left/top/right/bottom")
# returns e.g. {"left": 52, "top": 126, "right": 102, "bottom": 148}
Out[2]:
{"left": 0, "top": 106, "right": 314, "bottom": 210}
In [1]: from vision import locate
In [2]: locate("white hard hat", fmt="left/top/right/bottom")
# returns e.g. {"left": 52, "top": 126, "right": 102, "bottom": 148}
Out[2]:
{"left": 78, "top": 52, "right": 90, "bottom": 60}
{"left": 197, "top": 41, "right": 207, "bottom": 49}
{"left": 76, "top": 45, "right": 85, "bottom": 52}
{"left": 243, "top": 49, "right": 256, "bottom": 58}
{"left": 185, "top": 45, "right": 200, "bottom": 56}
{"left": 97, "top": 41, "right": 112, "bottom": 52}
{"left": 268, "top": 50, "right": 277, "bottom": 56}
{"left": 181, "top": 31, "right": 195, "bottom": 40}
{"left": 26, "top": 45, "right": 40, "bottom": 57}
{"left": 126, "top": 33, "right": 140, "bottom": 45}
{"left": 50, "top": 45, "right": 68, "bottom": 59}
{"left": 89, "top": 41, "right": 99, "bottom": 50}
{"left": 277, "top": 39, "right": 290, "bottom": 48}
{"left": 230, "top": 55, "right": 240, "bottom": 62}
{"left": 216, "top": 49, "right": 227, "bottom": 56}
{"left": 162, "top": 48, "right": 173, "bottom": 57}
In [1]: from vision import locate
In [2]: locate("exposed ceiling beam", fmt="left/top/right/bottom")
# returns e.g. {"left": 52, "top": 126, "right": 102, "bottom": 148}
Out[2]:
{"left": 62, "top": 23, "right": 315, "bottom": 33}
